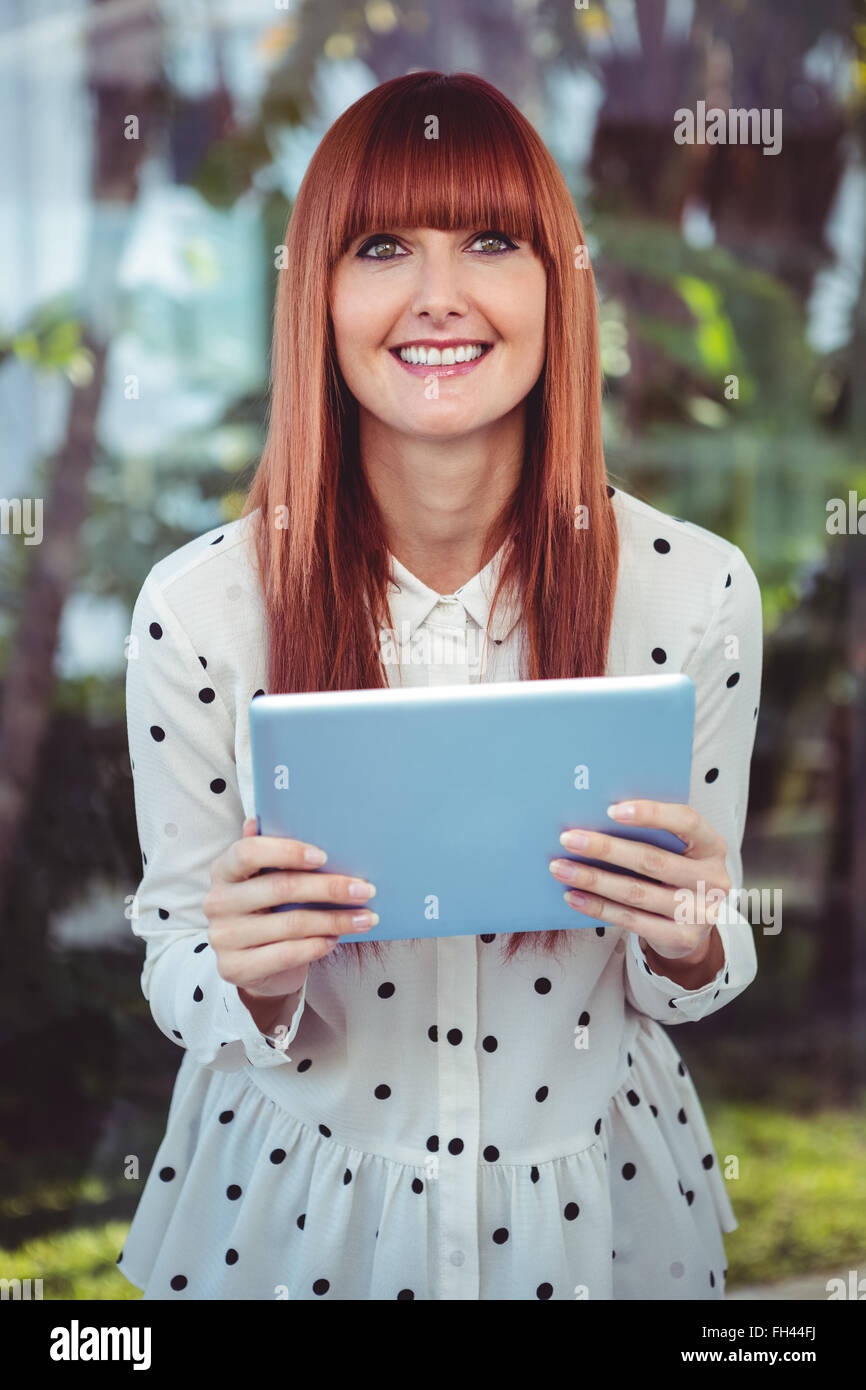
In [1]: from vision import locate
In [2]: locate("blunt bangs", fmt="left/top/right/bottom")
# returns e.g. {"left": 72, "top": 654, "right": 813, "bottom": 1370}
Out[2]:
{"left": 323, "top": 73, "right": 550, "bottom": 264}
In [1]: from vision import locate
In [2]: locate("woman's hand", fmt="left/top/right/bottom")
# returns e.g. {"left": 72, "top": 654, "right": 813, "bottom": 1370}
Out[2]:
{"left": 203, "top": 817, "right": 378, "bottom": 1024}
{"left": 549, "top": 799, "right": 732, "bottom": 983}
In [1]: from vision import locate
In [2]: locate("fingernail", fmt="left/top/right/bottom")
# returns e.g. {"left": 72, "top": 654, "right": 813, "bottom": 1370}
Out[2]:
{"left": 351, "top": 912, "right": 379, "bottom": 930}
{"left": 560, "top": 830, "right": 589, "bottom": 849}
{"left": 565, "top": 890, "right": 587, "bottom": 905}
{"left": 349, "top": 881, "right": 376, "bottom": 898}
{"left": 607, "top": 803, "right": 634, "bottom": 820}
{"left": 304, "top": 847, "right": 327, "bottom": 865}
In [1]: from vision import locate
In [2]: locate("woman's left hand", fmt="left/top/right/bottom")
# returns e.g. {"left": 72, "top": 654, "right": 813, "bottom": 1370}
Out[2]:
{"left": 549, "top": 799, "right": 732, "bottom": 966}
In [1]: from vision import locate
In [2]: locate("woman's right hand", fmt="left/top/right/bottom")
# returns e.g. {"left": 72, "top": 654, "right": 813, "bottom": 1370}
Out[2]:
{"left": 203, "top": 817, "right": 378, "bottom": 1025}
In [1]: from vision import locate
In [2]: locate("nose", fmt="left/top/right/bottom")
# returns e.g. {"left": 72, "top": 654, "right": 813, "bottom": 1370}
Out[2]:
{"left": 409, "top": 239, "right": 470, "bottom": 325}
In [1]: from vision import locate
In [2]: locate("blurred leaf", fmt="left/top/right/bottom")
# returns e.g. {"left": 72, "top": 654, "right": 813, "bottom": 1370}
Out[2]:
{"left": 594, "top": 214, "right": 814, "bottom": 419}
{"left": 42, "top": 320, "right": 82, "bottom": 364}
{"left": 12, "top": 331, "right": 40, "bottom": 362}
{"left": 192, "top": 122, "right": 276, "bottom": 209}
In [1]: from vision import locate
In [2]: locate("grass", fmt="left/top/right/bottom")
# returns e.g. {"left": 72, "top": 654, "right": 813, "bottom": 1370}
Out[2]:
{"left": 1, "top": 1102, "right": 863, "bottom": 1297}
{"left": 707, "top": 1101, "right": 866, "bottom": 1286}
{"left": 0, "top": 1223, "right": 141, "bottom": 1300}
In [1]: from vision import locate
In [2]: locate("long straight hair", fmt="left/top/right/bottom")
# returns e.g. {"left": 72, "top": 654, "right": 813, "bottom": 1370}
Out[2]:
{"left": 242, "top": 71, "right": 619, "bottom": 969}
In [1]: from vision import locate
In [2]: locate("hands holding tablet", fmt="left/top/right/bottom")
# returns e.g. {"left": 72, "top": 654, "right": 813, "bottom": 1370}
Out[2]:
{"left": 202, "top": 817, "right": 377, "bottom": 1031}
{"left": 249, "top": 675, "right": 698, "bottom": 945}
{"left": 204, "top": 788, "right": 728, "bottom": 1031}
{"left": 549, "top": 798, "right": 730, "bottom": 981}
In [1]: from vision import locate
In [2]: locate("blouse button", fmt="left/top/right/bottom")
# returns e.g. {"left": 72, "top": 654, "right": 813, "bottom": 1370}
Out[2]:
{"left": 450, "top": 1250, "right": 465, "bottom": 1267}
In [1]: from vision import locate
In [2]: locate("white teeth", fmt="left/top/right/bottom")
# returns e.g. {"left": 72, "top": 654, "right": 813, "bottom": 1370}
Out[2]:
{"left": 397, "top": 343, "right": 487, "bottom": 365}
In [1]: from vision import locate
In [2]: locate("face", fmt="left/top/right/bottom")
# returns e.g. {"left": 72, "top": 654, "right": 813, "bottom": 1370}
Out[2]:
{"left": 329, "top": 227, "right": 547, "bottom": 443}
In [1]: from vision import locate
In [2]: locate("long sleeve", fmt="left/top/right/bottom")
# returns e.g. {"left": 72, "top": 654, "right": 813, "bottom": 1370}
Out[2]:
{"left": 624, "top": 543, "right": 762, "bottom": 1023}
{"left": 126, "top": 569, "right": 307, "bottom": 1070}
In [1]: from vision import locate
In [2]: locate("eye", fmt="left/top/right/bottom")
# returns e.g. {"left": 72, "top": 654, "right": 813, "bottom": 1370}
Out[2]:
{"left": 468, "top": 231, "right": 519, "bottom": 254}
{"left": 356, "top": 235, "right": 408, "bottom": 261}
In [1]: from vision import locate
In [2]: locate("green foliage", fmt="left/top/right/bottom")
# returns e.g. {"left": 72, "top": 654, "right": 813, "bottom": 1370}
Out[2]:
{"left": 0, "top": 293, "right": 93, "bottom": 380}
{"left": 707, "top": 1102, "right": 866, "bottom": 1286}
{"left": 192, "top": 122, "right": 276, "bottom": 209}
{"left": 0, "top": 1223, "right": 140, "bottom": 1300}
{"left": 592, "top": 213, "right": 815, "bottom": 421}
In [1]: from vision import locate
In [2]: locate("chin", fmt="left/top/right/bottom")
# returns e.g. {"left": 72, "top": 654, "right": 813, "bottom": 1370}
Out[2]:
{"left": 400, "top": 417, "right": 486, "bottom": 441}
{"left": 399, "top": 400, "right": 498, "bottom": 432}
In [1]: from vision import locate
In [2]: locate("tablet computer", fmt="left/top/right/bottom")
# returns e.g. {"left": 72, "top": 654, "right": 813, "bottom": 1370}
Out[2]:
{"left": 249, "top": 673, "right": 695, "bottom": 942}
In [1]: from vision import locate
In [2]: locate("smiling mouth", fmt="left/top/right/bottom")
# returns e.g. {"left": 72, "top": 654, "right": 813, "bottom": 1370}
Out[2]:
{"left": 388, "top": 341, "right": 494, "bottom": 377}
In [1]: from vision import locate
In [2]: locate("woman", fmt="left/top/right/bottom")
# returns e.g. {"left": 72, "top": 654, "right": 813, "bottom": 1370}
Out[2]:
{"left": 119, "top": 71, "right": 761, "bottom": 1301}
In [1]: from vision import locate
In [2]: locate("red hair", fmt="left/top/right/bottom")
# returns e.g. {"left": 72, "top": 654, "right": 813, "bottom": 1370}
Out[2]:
{"left": 242, "top": 71, "right": 619, "bottom": 968}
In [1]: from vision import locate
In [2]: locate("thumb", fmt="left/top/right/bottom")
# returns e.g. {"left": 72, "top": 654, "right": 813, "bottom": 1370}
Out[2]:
{"left": 242, "top": 816, "right": 258, "bottom": 838}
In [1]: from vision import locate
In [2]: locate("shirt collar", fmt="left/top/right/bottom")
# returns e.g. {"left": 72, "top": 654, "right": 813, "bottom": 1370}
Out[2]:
{"left": 385, "top": 537, "right": 522, "bottom": 644}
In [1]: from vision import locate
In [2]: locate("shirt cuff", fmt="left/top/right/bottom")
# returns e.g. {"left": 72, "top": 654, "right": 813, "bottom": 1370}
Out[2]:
{"left": 626, "top": 907, "right": 757, "bottom": 1022}
{"left": 220, "top": 976, "right": 309, "bottom": 1067}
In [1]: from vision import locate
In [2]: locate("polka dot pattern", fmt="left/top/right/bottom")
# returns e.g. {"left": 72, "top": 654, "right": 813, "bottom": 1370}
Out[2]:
{"left": 121, "top": 495, "right": 758, "bottom": 1300}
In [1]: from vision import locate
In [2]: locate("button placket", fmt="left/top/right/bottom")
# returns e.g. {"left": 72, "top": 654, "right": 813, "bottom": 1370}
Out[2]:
{"left": 426, "top": 598, "right": 470, "bottom": 687}
{"left": 435, "top": 931, "right": 480, "bottom": 1299}
{"left": 424, "top": 597, "right": 479, "bottom": 1296}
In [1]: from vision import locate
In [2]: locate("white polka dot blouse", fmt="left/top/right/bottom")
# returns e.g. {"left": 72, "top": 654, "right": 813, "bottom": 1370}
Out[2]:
{"left": 119, "top": 486, "right": 762, "bottom": 1300}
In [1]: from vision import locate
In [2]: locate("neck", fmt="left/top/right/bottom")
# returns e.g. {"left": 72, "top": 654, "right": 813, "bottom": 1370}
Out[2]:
{"left": 359, "top": 406, "right": 524, "bottom": 593}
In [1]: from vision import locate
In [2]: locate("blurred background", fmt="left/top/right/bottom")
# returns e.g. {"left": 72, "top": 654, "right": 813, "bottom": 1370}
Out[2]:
{"left": 0, "top": 0, "right": 864, "bottom": 1300}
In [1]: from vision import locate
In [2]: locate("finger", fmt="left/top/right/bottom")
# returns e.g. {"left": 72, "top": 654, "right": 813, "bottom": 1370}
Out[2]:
{"left": 266, "top": 906, "right": 377, "bottom": 939}
{"left": 557, "top": 824, "right": 707, "bottom": 888}
{"left": 606, "top": 799, "right": 725, "bottom": 858}
{"left": 219, "top": 934, "right": 341, "bottom": 987}
{"left": 242, "top": 817, "right": 258, "bottom": 838}
{"left": 561, "top": 886, "right": 714, "bottom": 952}
{"left": 212, "top": 905, "right": 378, "bottom": 952}
{"left": 213, "top": 832, "right": 329, "bottom": 884}
{"left": 227, "top": 869, "right": 376, "bottom": 916}
{"left": 549, "top": 858, "right": 678, "bottom": 918}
